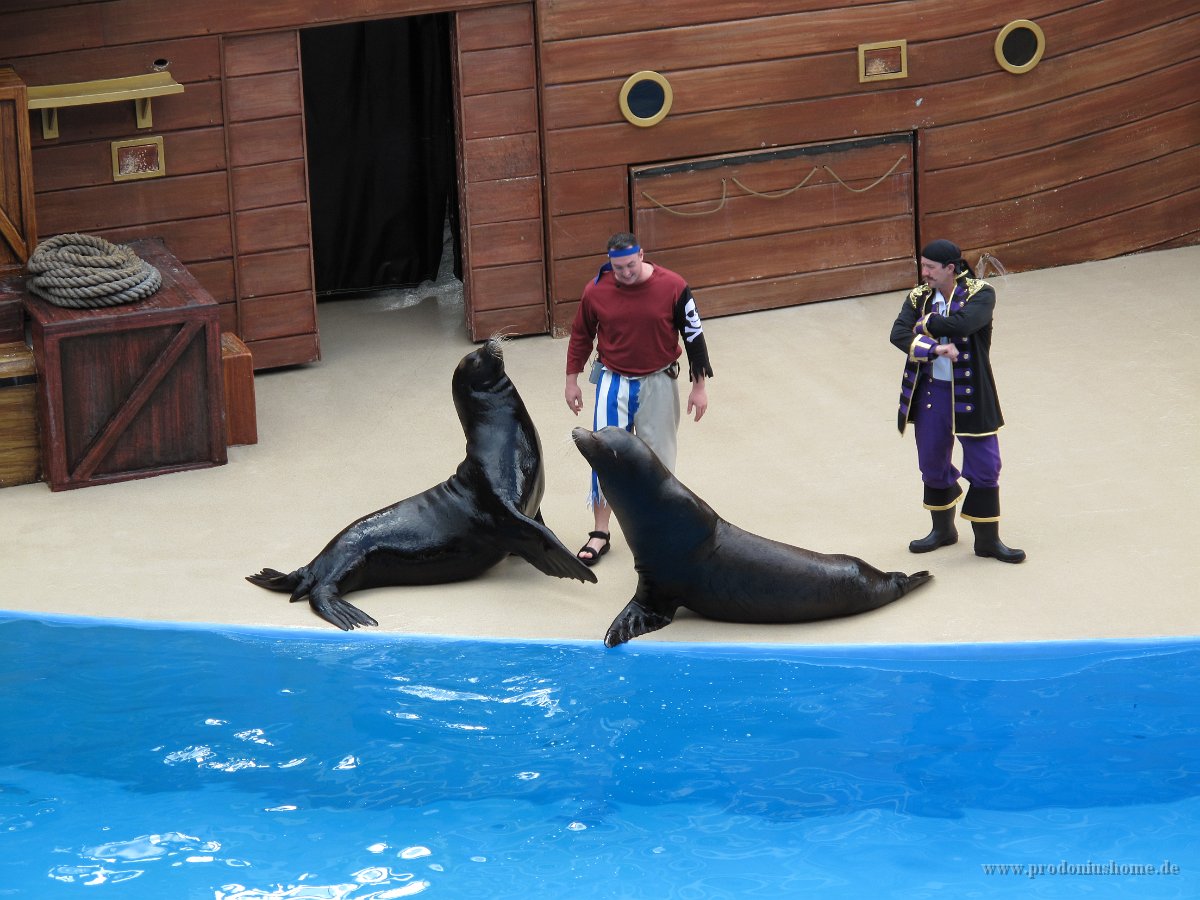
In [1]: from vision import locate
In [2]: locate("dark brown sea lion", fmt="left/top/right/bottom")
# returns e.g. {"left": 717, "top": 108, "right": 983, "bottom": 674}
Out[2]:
{"left": 571, "top": 426, "right": 931, "bottom": 646}
{"left": 247, "top": 340, "right": 596, "bottom": 629}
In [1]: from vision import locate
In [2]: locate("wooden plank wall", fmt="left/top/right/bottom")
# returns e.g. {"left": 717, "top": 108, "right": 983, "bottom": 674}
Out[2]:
{"left": 2, "top": 0, "right": 1197, "bottom": 355}
{"left": 454, "top": 4, "right": 547, "bottom": 340}
{"left": 7, "top": 31, "right": 319, "bottom": 370}
{"left": 223, "top": 32, "right": 319, "bottom": 369}
{"left": 538, "top": 0, "right": 1200, "bottom": 334}
{"left": 11, "top": 34, "right": 243, "bottom": 332}
{"left": 920, "top": 1, "right": 1200, "bottom": 271}
{"left": 631, "top": 135, "right": 915, "bottom": 317}
{"left": 0, "top": 0, "right": 517, "bottom": 368}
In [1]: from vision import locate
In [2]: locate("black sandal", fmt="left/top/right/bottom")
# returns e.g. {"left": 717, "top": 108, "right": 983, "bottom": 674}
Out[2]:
{"left": 577, "top": 531, "right": 610, "bottom": 566}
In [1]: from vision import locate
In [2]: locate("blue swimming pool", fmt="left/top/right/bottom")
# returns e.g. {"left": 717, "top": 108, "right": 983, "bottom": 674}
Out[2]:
{"left": 0, "top": 613, "right": 1196, "bottom": 898}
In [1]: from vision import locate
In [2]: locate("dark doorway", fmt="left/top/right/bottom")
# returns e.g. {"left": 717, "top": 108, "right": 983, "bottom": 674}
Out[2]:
{"left": 300, "top": 15, "right": 460, "bottom": 297}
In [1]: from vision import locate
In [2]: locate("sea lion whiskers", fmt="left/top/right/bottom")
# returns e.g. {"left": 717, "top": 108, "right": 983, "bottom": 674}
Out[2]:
{"left": 487, "top": 329, "right": 517, "bottom": 353}
{"left": 554, "top": 427, "right": 586, "bottom": 458}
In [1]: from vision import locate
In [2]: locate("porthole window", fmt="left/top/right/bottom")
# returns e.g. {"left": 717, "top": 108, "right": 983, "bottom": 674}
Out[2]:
{"left": 995, "top": 19, "right": 1046, "bottom": 74}
{"left": 618, "top": 71, "right": 673, "bottom": 128}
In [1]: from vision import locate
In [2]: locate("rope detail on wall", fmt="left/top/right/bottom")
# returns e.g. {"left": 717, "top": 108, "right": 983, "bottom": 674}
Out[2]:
{"left": 731, "top": 167, "right": 818, "bottom": 199}
{"left": 640, "top": 154, "right": 908, "bottom": 216}
{"left": 820, "top": 154, "right": 908, "bottom": 193}
{"left": 25, "top": 233, "right": 162, "bottom": 308}
{"left": 640, "top": 179, "right": 729, "bottom": 216}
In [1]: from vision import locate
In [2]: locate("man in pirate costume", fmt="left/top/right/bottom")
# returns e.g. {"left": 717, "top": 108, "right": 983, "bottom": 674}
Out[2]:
{"left": 565, "top": 232, "right": 714, "bottom": 565}
{"left": 890, "top": 238, "right": 1025, "bottom": 563}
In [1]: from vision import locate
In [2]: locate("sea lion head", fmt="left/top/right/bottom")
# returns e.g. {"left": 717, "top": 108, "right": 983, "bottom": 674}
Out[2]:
{"left": 572, "top": 425, "right": 674, "bottom": 518}
{"left": 454, "top": 336, "right": 507, "bottom": 393}
{"left": 452, "top": 336, "right": 519, "bottom": 421}
{"left": 572, "top": 425, "right": 714, "bottom": 552}
{"left": 572, "top": 426, "right": 663, "bottom": 486}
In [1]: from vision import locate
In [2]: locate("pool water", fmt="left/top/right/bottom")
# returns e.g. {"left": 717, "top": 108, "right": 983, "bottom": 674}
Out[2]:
{"left": 0, "top": 613, "right": 1196, "bottom": 899}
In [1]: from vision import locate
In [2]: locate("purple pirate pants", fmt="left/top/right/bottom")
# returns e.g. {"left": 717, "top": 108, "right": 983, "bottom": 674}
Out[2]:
{"left": 912, "top": 377, "right": 1001, "bottom": 489}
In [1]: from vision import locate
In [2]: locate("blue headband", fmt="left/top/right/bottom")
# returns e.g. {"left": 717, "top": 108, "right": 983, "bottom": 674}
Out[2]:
{"left": 608, "top": 245, "right": 641, "bottom": 258}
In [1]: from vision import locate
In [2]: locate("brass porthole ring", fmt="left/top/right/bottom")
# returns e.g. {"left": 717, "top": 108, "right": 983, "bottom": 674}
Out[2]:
{"left": 995, "top": 19, "right": 1046, "bottom": 74}
{"left": 619, "top": 71, "right": 673, "bottom": 127}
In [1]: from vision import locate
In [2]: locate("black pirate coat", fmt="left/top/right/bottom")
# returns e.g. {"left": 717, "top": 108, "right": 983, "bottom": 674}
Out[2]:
{"left": 890, "top": 277, "right": 1004, "bottom": 436}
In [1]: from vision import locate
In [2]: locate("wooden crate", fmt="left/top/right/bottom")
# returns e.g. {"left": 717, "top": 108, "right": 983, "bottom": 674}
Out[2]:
{"left": 220, "top": 332, "right": 257, "bottom": 445}
{"left": 19, "top": 238, "right": 227, "bottom": 491}
{"left": 0, "top": 340, "right": 39, "bottom": 487}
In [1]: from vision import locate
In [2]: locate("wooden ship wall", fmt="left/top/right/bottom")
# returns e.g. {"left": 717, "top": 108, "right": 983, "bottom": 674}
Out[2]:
{"left": 0, "top": 0, "right": 1196, "bottom": 370}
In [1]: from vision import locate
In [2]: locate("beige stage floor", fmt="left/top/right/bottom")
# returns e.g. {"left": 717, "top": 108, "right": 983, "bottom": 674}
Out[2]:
{"left": 2, "top": 246, "right": 1197, "bottom": 646}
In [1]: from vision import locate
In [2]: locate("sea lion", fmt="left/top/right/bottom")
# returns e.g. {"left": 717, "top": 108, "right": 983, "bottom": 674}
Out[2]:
{"left": 247, "top": 339, "right": 596, "bottom": 629}
{"left": 571, "top": 426, "right": 932, "bottom": 646}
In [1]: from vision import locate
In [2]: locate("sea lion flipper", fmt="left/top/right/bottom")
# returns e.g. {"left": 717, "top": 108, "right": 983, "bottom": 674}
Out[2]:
{"left": 309, "top": 586, "right": 379, "bottom": 631}
{"left": 246, "top": 567, "right": 301, "bottom": 593}
{"left": 902, "top": 570, "right": 933, "bottom": 593}
{"left": 604, "top": 600, "right": 674, "bottom": 648}
{"left": 498, "top": 513, "right": 599, "bottom": 584}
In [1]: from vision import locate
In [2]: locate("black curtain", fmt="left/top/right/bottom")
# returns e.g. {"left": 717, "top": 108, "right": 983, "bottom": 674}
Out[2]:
{"left": 300, "top": 16, "right": 458, "bottom": 296}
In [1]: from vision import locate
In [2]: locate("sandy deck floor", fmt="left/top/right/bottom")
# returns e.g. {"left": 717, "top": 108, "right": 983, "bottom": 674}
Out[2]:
{"left": 2, "top": 246, "right": 1197, "bottom": 646}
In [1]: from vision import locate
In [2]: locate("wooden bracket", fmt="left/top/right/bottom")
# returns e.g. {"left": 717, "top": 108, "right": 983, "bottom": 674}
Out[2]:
{"left": 26, "top": 72, "right": 184, "bottom": 140}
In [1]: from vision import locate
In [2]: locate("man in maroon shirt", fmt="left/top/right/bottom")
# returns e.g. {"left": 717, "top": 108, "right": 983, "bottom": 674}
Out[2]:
{"left": 564, "top": 232, "right": 714, "bottom": 564}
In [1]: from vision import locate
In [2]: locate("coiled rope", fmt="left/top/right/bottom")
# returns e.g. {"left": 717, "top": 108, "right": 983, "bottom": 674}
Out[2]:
{"left": 25, "top": 233, "right": 162, "bottom": 308}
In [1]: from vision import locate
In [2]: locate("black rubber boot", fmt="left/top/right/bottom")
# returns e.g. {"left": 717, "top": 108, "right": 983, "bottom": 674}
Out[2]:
{"left": 971, "top": 522, "right": 1026, "bottom": 563}
{"left": 909, "top": 508, "right": 958, "bottom": 553}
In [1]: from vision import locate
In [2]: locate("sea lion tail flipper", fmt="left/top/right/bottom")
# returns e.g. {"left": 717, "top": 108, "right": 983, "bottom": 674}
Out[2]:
{"left": 246, "top": 567, "right": 303, "bottom": 593}
{"left": 898, "top": 570, "right": 934, "bottom": 595}
{"left": 309, "top": 585, "right": 379, "bottom": 631}
{"left": 604, "top": 600, "right": 674, "bottom": 648}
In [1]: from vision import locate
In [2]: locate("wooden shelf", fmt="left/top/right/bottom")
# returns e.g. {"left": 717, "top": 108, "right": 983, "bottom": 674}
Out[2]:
{"left": 26, "top": 72, "right": 183, "bottom": 139}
